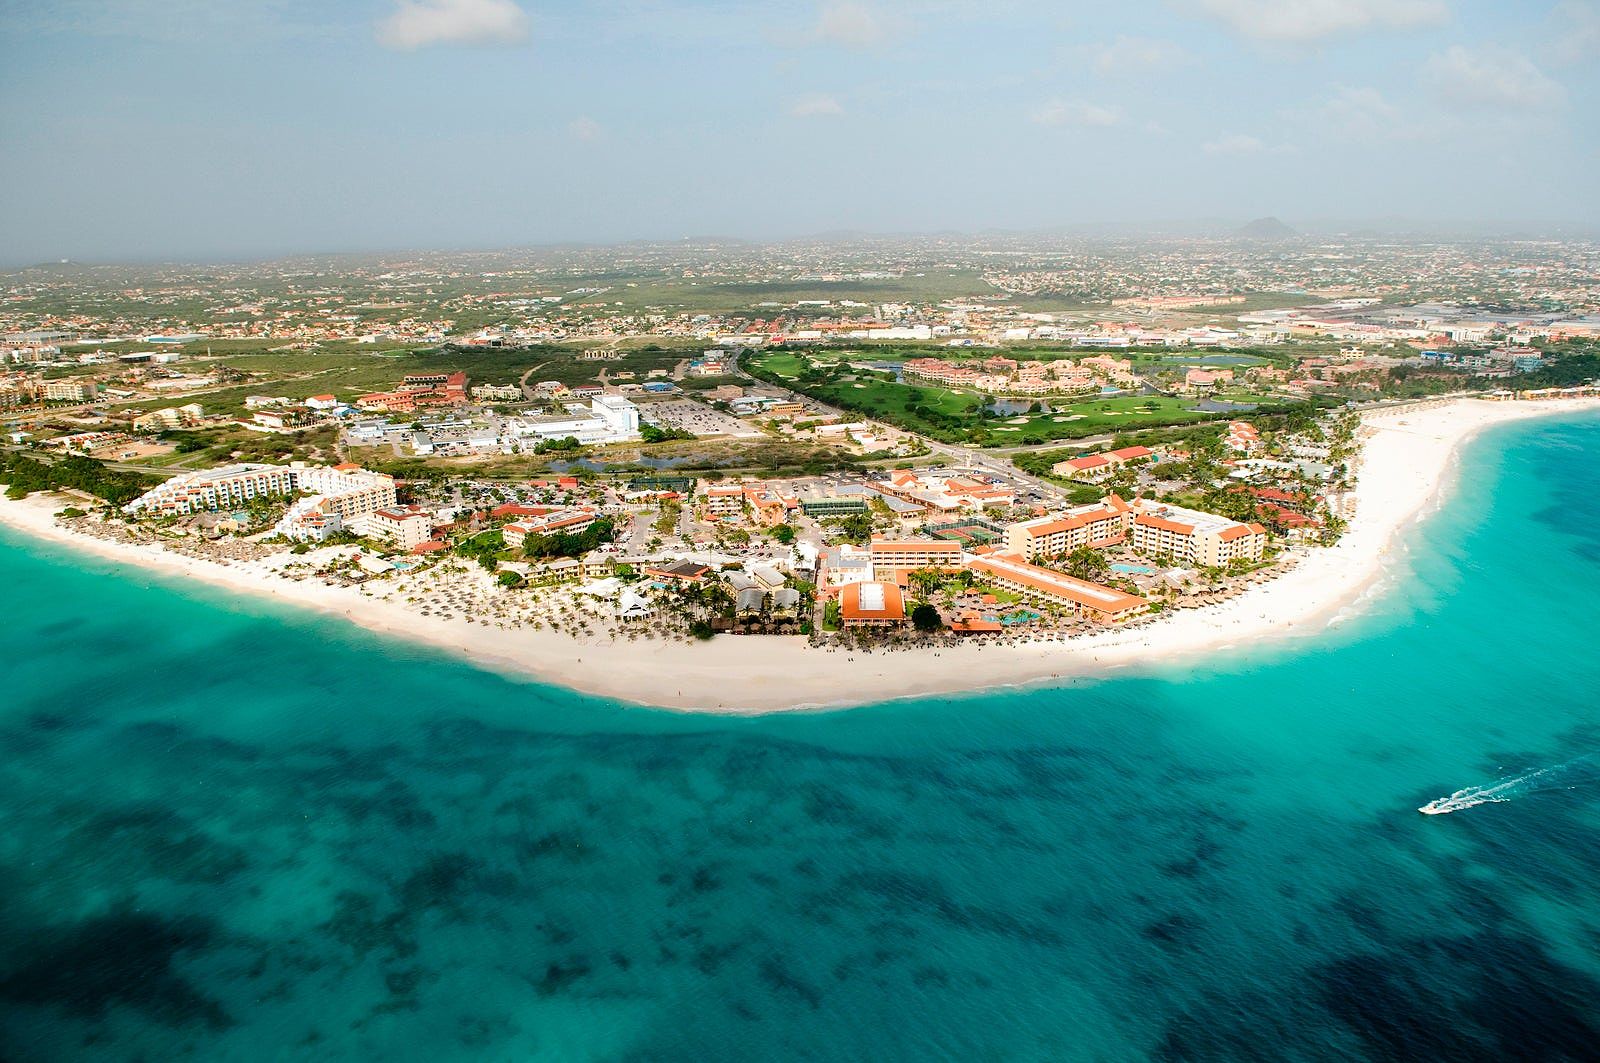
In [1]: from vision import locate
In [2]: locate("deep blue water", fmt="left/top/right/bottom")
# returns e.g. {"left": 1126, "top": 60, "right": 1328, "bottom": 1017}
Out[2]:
{"left": 3, "top": 414, "right": 1599, "bottom": 1061}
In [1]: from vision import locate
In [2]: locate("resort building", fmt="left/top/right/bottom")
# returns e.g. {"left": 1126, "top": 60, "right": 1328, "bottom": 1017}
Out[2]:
{"left": 1005, "top": 495, "right": 1132, "bottom": 560}
{"left": 1128, "top": 500, "right": 1267, "bottom": 567}
{"left": 132, "top": 403, "right": 204, "bottom": 431}
{"left": 1004, "top": 495, "right": 1267, "bottom": 568}
{"left": 702, "top": 485, "right": 749, "bottom": 521}
{"left": 819, "top": 544, "right": 874, "bottom": 589}
{"left": 291, "top": 464, "right": 400, "bottom": 523}
{"left": 251, "top": 408, "right": 315, "bottom": 431}
{"left": 125, "top": 463, "right": 297, "bottom": 516}
{"left": 873, "top": 469, "right": 1015, "bottom": 513}
{"left": 125, "top": 462, "right": 397, "bottom": 530}
{"left": 356, "top": 505, "right": 436, "bottom": 550}
{"left": 357, "top": 372, "right": 469, "bottom": 412}
{"left": 501, "top": 508, "right": 598, "bottom": 549}
{"left": 700, "top": 482, "right": 797, "bottom": 526}
{"left": 1223, "top": 421, "right": 1262, "bottom": 453}
{"left": 277, "top": 497, "right": 343, "bottom": 542}
{"left": 868, "top": 538, "right": 964, "bottom": 582}
{"left": 1050, "top": 446, "right": 1155, "bottom": 482}
{"left": 42, "top": 380, "right": 96, "bottom": 402}
{"left": 965, "top": 553, "right": 1147, "bottom": 625}
{"left": 838, "top": 581, "right": 908, "bottom": 628}
{"left": 642, "top": 560, "right": 714, "bottom": 584}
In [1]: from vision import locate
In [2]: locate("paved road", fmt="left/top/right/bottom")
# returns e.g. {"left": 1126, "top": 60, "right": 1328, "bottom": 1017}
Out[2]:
{"left": 0, "top": 443, "right": 188, "bottom": 478}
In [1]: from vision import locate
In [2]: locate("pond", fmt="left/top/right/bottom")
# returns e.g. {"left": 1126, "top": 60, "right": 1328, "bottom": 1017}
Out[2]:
{"left": 987, "top": 398, "right": 1050, "bottom": 416}
{"left": 1190, "top": 399, "right": 1260, "bottom": 413}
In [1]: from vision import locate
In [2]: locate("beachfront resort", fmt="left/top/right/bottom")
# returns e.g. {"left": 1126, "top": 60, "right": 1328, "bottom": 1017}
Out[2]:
{"left": 5, "top": 319, "right": 1600, "bottom": 708}
{"left": 2, "top": 402, "right": 1349, "bottom": 659}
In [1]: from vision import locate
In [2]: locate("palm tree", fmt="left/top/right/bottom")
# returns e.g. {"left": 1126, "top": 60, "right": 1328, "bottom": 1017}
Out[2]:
{"left": 908, "top": 567, "right": 943, "bottom": 600}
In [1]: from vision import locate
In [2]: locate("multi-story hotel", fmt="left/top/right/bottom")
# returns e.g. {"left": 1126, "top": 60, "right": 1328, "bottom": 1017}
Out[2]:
{"left": 868, "top": 537, "right": 964, "bottom": 582}
{"left": 125, "top": 463, "right": 298, "bottom": 515}
{"left": 357, "top": 505, "right": 437, "bottom": 550}
{"left": 1127, "top": 501, "right": 1267, "bottom": 567}
{"left": 132, "top": 403, "right": 204, "bottom": 431}
{"left": 1005, "top": 495, "right": 1132, "bottom": 560}
{"left": 125, "top": 462, "right": 396, "bottom": 522}
{"left": 702, "top": 485, "right": 749, "bottom": 520}
{"left": 42, "top": 380, "right": 96, "bottom": 402}
{"left": 965, "top": 553, "right": 1147, "bottom": 625}
{"left": 1002, "top": 495, "right": 1267, "bottom": 568}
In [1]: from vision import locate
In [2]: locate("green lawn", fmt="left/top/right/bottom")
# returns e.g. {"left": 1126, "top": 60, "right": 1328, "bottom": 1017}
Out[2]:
{"left": 752, "top": 352, "right": 808, "bottom": 380}
{"left": 981, "top": 397, "right": 1213, "bottom": 445}
{"left": 751, "top": 350, "right": 1219, "bottom": 443}
{"left": 802, "top": 375, "right": 984, "bottom": 432}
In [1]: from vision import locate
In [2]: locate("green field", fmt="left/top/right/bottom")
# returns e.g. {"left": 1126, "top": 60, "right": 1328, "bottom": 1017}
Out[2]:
{"left": 975, "top": 397, "right": 1216, "bottom": 445}
{"left": 569, "top": 269, "right": 994, "bottom": 312}
{"left": 748, "top": 350, "right": 1243, "bottom": 445}
{"left": 90, "top": 343, "right": 691, "bottom": 417}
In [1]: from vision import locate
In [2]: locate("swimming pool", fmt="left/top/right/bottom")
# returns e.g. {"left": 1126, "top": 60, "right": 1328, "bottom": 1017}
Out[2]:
{"left": 1110, "top": 563, "right": 1155, "bottom": 575}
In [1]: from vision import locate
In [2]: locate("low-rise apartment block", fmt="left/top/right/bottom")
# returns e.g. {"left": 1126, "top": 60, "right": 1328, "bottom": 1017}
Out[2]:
{"left": 966, "top": 553, "right": 1147, "bottom": 625}
{"left": 1051, "top": 446, "right": 1155, "bottom": 482}
{"left": 502, "top": 508, "right": 598, "bottom": 548}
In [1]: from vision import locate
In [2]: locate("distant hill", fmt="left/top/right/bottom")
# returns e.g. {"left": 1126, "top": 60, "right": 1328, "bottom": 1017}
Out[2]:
{"left": 1236, "top": 217, "right": 1297, "bottom": 240}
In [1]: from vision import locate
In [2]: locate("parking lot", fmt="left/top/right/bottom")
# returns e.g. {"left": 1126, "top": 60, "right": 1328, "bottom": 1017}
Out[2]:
{"left": 641, "top": 400, "right": 763, "bottom": 439}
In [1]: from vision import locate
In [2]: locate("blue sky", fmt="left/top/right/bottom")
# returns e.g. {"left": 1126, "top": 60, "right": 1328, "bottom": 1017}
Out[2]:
{"left": 1, "top": 0, "right": 1595, "bottom": 262}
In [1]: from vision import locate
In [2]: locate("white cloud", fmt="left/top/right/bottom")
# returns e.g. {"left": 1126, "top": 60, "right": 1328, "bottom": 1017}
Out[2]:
{"left": 1087, "top": 35, "right": 1189, "bottom": 75}
{"left": 376, "top": 0, "right": 530, "bottom": 50}
{"left": 569, "top": 117, "right": 603, "bottom": 141}
{"left": 1201, "top": 132, "right": 1294, "bottom": 155}
{"left": 1423, "top": 46, "right": 1566, "bottom": 111}
{"left": 813, "top": 2, "right": 889, "bottom": 48}
{"left": 1185, "top": 0, "right": 1448, "bottom": 43}
{"left": 1551, "top": 1, "right": 1600, "bottom": 65}
{"left": 1317, "top": 86, "right": 1405, "bottom": 136}
{"left": 1031, "top": 99, "right": 1123, "bottom": 128}
{"left": 790, "top": 93, "right": 845, "bottom": 117}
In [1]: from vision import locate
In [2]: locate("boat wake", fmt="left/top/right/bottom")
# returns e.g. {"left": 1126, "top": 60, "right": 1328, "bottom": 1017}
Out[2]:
{"left": 1419, "top": 756, "right": 1596, "bottom": 815}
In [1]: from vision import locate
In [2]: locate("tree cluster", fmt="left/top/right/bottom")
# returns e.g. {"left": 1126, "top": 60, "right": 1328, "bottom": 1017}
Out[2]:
{"left": 0, "top": 452, "right": 152, "bottom": 505}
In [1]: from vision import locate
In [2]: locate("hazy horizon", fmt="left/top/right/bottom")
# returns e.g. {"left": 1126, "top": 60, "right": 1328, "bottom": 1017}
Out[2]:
{"left": 3, "top": 0, "right": 1597, "bottom": 264}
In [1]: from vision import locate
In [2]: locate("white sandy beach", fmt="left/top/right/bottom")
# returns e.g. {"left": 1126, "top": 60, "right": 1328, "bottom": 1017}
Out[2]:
{"left": 3, "top": 396, "right": 1597, "bottom": 712}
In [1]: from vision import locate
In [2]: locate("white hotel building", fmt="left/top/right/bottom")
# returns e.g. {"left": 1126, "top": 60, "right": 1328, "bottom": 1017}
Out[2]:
{"left": 125, "top": 462, "right": 397, "bottom": 533}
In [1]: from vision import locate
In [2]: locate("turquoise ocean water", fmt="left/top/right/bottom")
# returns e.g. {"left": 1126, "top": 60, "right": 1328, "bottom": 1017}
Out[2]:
{"left": 3, "top": 413, "right": 1599, "bottom": 1061}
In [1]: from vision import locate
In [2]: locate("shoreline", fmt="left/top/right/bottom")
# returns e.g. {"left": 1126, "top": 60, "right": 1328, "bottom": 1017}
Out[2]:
{"left": 4, "top": 397, "right": 1598, "bottom": 713}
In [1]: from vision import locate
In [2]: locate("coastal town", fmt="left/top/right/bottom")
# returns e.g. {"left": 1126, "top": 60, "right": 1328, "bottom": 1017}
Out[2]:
{"left": 3, "top": 239, "right": 1600, "bottom": 707}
